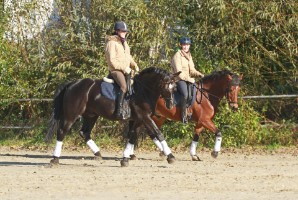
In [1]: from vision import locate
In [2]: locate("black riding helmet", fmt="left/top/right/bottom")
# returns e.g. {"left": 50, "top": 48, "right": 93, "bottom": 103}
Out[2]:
{"left": 114, "top": 21, "right": 129, "bottom": 32}
{"left": 180, "top": 37, "right": 191, "bottom": 45}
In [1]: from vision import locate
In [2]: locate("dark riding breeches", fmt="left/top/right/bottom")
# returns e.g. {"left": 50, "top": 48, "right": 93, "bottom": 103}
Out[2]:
{"left": 111, "top": 70, "right": 127, "bottom": 93}
{"left": 177, "top": 80, "right": 188, "bottom": 100}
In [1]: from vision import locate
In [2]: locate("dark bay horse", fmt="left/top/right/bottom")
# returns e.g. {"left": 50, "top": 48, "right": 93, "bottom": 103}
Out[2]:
{"left": 128, "top": 69, "right": 242, "bottom": 161}
{"left": 45, "top": 67, "right": 180, "bottom": 167}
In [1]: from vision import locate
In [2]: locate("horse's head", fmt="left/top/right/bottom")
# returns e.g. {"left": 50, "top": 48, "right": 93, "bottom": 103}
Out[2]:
{"left": 226, "top": 73, "right": 243, "bottom": 111}
{"left": 160, "top": 71, "right": 180, "bottom": 109}
{"left": 133, "top": 67, "right": 180, "bottom": 110}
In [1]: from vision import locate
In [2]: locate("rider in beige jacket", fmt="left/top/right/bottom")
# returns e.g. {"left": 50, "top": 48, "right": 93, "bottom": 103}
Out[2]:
{"left": 105, "top": 21, "right": 139, "bottom": 119}
{"left": 105, "top": 36, "right": 138, "bottom": 74}
{"left": 171, "top": 37, "right": 204, "bottom": 123}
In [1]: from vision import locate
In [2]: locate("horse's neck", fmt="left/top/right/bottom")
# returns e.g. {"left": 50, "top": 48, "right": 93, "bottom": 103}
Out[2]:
{"left": 135, "top": 80, "right": 160, "bottom": 111}
{"left": 201, "top": 80, "right": 227, "bottom": 108}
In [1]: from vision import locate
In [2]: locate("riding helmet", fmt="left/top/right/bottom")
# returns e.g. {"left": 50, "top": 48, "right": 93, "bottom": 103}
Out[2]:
{"left": 180, "top": 37, "right": 191, "bottom": 45}
{"left": 114, "top": 21, "right": 129, "bottom": 32}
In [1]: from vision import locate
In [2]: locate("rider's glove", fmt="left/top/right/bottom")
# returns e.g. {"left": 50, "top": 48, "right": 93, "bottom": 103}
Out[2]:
{"left": 124, "top": 67, "right": 132, "bottom": 75}
{"left": 189, "top": 78, "right": 195, "bottom": 83}
{"left": 134, "top": 65, "right": 139, "bottom": 72}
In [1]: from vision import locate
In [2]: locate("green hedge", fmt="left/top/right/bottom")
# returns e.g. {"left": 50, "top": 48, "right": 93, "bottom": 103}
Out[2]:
{"left": 0, "top": 0, "right": 297, "bottom": 148}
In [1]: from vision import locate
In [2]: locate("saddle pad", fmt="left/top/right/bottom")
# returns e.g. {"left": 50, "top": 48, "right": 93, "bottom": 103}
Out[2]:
{"left": 101, "top": 81, "right": 120, "bottom": 101}
{"left": 174, "top": 84, "right": 197, "bottom": 107}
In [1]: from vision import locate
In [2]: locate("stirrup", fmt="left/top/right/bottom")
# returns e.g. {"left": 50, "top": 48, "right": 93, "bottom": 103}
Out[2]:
{"left": 181, "top": 111, "right": 188, "bottom": 123}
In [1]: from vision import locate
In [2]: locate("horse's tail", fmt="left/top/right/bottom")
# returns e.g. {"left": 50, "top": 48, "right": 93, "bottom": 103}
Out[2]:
{"left": 45, "top": 81, "right": 72, "bottom": 144}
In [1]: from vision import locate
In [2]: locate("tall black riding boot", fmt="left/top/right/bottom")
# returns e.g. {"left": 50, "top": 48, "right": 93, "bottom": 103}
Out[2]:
{"left": 180, "top": 98, "right": 188, "bottom": 124}
{"left": 116, "top": 90, "right": 125, "bottom": 119}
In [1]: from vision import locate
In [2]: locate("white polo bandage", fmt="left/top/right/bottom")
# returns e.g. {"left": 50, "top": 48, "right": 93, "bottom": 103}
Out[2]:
{"left": 214, "top": 136, "right": 222, "bottom": 152}
{"left": 53, "top": 141, "right": 63, "bottom": 157}
{"left": 87, "top": 139, "right": 100, "bottom": 154}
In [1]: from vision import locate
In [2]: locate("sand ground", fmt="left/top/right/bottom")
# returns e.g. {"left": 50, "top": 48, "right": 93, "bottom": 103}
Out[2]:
{"left": 0, "top": 147, "right": 297, "bottom": 200}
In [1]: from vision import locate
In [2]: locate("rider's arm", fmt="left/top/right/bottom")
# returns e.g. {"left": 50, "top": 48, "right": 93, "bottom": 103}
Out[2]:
{"left": 189, "top": 58, "right": 204, "bottom": 78}
{"left": 105, "top": 41, "right": 126, "bottom": 72}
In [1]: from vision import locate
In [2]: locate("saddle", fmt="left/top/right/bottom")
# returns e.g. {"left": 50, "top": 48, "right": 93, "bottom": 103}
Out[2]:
{"left": 101, "top": 74, "right": 133, "bottom": 119}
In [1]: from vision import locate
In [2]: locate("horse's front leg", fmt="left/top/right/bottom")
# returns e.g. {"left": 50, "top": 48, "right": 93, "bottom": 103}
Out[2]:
{"left": 201, "top": 120, "right": 222, "bottom": 158}
{"left": 80, "top": 117, "right": 102, "bottom": 160}
{"left": 143, "top": 115, "right": 175, "bottom": 164}
{"left": 150, "top": 115, "right": 167, "bottom": 158}
{"left": 190, "top": 125, "right": 204, "bottom": 161}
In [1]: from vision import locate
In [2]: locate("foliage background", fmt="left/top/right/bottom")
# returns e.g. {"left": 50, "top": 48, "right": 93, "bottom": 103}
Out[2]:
{"left": 0, "top": 0, "right": 297, "bottom": 149}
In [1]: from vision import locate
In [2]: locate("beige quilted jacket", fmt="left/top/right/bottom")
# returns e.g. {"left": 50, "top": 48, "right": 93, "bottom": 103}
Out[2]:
{"left": 171, "top": 50, "right": 202, "bottom": 83}
{"left": 105, "top": 35, "right": 137, "bottom": 73}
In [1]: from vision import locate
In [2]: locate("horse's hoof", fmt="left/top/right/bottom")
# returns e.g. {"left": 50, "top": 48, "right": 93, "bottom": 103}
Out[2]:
{"left": 130, "top": 154, "right": 137, "bottom": 160}
{"left": 211, "top": 151, "right": 219, "bottom": 158}
{"left": 166, "top": 153, "right": 175, "bottom": 164}
{"left": 191, "top": 155, "right": 202, "bottom": 161}
{"left": 159, "top": 151, "right": 166, "bottom": 158}
{"left": 120, "top": 157, "right": 129, "bottom": 167}
{"left": 50, "top": 157, "right": 59, "bottom": 165}
{"left": 94, "top": 152, "right": 103, "bottom": 160}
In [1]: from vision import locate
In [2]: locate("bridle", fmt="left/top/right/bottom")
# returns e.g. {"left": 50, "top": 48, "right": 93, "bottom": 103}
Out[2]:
{"left": 195, "top": 78, "right": 240, "bottom": 106}
{"left": 160, "top": 80, "right": 175, "bottom": 108}
{"left": 225, "top": 82, "right": 239, "bottom": 106}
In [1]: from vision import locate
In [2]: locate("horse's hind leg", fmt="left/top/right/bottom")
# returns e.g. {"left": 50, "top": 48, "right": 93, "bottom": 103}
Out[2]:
{"left": 80, "top": 116, "right": 102, "bottom": 160}
{"left": 50, "top": 120, "right": 74, "bottom": 165}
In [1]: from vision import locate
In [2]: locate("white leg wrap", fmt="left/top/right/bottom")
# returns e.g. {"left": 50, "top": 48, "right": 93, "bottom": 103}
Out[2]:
{"left": 214, "top": 136, "right": 222, "bottom": 152}
{"left": 123, "top": 142, "right": 134, "bottom": 158}
{"left": 53, "top": 141, "right": 63, "bottom": 157}
{"left": 190, "top": 141, "right": 198, "bottom": 156}
{"left": 153, "top": 137, "right": 163, "bottom": 151}
{"left": 87, "top": 139, "right": 100, "bottom": 154}
{"left": 130, "top": 145, "right": 134, "bottom": 155}
{"left": 161, "top": 140, "right": 171, "bottom": 156}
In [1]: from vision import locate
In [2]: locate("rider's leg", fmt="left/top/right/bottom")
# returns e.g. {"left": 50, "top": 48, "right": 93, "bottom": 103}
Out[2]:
{"left": 177, "top": 81, "right": 188, "bottom": 123}
{"left": 111, "top": 71, "right": 127, "bottom": 119}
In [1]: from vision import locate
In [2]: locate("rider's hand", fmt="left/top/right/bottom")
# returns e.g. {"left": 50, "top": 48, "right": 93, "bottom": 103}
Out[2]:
{"left": 124, "top": 67, "right": 132, "bottom": 75}
{"left": 134, "top": 65, "right": 140, "bottom": 72}
{"left": 189, "top": 77, "right": 195, "bottom": 83}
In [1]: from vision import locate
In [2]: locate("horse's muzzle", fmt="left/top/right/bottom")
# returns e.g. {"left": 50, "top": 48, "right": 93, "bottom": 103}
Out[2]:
{"left": 229, "top": 102, "right": 239, "bottom": 112}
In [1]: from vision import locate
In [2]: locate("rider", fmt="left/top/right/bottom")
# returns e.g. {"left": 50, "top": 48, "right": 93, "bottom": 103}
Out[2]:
{"left": 171, "top": 36, "right": 204, "bottom": 123}
{"left": 105, "top": 21, "right": 139, "bottom": 119}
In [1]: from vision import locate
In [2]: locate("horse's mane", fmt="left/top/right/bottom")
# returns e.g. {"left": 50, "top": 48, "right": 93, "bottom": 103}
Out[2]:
{"left": 202, "top": 69, "right": 233, "bottom": 82}
{"left": 134, "top": 67, "right": 170, "bottom": 80}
